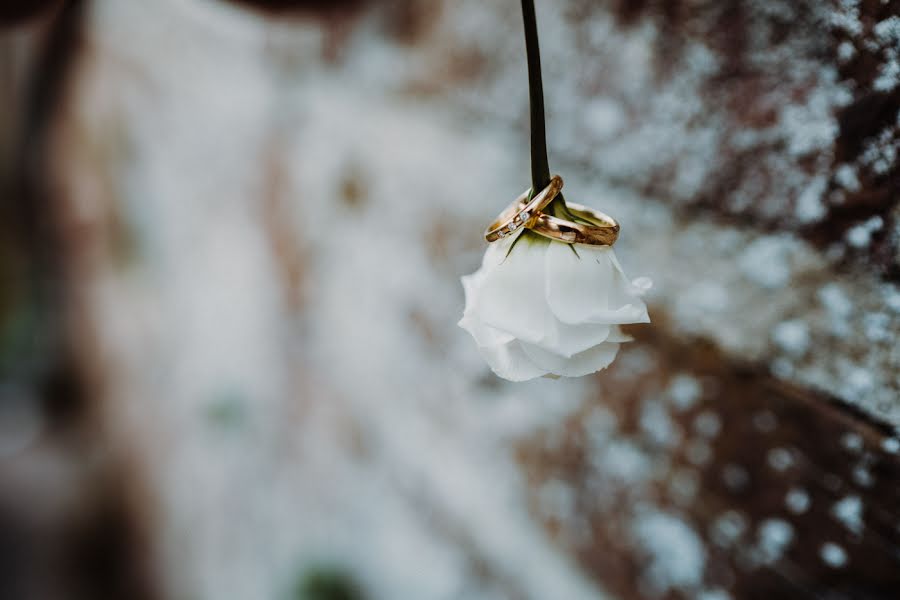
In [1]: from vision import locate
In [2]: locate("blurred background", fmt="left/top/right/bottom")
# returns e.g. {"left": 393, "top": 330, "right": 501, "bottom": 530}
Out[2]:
{"left": 1, "top": 1, "right": 899, "bottom": 599}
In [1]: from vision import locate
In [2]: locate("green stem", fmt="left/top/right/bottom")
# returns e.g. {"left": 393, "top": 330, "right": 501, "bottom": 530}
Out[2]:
{"left": 520, "top": 0, "right": 571, "bottom": 219}
{"left": 520, "top": 0, "right": 549, "bottom": 192}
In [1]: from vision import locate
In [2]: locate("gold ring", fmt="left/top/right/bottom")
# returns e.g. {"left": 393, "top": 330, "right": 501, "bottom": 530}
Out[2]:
{"left": 529, "top": 202, "right": 619, "bottom": 246}
{"left": 485, "top": 175, "right": 563, "bottom": 243}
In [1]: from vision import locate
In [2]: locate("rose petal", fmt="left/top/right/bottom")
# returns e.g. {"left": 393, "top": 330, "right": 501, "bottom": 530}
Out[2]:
{"left": 544, "top": 241, "right": 612, "bottom": 324}
{"left": 479, "top": 340, "right": 547, "bottom": 381}
{"left": 544, "top": 243, "right": 649, "bottom": 325}
{"left": 520, "top": 341, "right": 621, "bottom": 378}
{"left": 481, "top": 234, "right": 516, "bottom": 268}
{"left": 606, "top": 326, "right": 634, "bottom": 343}
{"left": 607, "top": 252, "right": 653, "bottom": 303}
{"left": 459, "top": 271, "right": 514, "bottom": 347}
{"left": 541, "top": 321, "right": 612, "bottom": 358}
{"left": 459, "top": 312, "right": 514, "bottom": 348}
{"left": 581, "top": 247, "right": 650, "bottom": 325}
{"left": 475, "top": 274, "right": 611, "bottom": 358}
{"left": 478, "top": 237, "right": 554, "bottom": 344}
{"left": 460, "top": 270, "right": 483, "bottom": 306}
{"left": 583, "top": 303, "right": 650, "bottom": 325}
{"left": 460, "top": 232, "right": 644, "bottom": 380}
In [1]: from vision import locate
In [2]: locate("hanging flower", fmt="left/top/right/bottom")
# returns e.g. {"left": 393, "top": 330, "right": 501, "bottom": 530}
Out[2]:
{"left": 459, "top": 233, "right": 651, "bottom": 381}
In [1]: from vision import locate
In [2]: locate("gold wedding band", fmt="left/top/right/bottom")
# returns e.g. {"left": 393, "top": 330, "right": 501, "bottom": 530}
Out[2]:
{"left": 484, "top": 175, "right": 563, "bottom": 243}
{"left": 484, "top": 175, "right": 619, "bottom": 247}
{"left": 530, "top": 202, "right": 619, "bottom": 246}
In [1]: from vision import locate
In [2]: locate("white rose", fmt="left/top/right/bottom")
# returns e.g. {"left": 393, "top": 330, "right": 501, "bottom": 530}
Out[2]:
{"left": 459, "top": 233, "right": 651, "bottom": 381}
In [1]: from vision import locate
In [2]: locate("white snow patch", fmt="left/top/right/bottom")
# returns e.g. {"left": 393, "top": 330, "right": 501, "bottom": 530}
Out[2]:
{"left": 538, "top": 479, "right": 576, "bottom": 522}
{"left": 884, "top": 286, "right": 900, "bottom": 313}
{"left": 697, "top": 589, "right": 732, "bottom": 600}
{"left": 771, "top": 320, "right": 810, "bottom": 357}
{"left": 844, "top": 366, "right": 875, "bottom": 395}
{"left": 860, "top": 126, "right": 898, "bottom": 175}
{"left": 874, "top": 16, "right": 900, "bottom": 43}
{"left": 873, "top": 59, "right": 900, "bottom": 92}
{"left": 767, "top": 447, "right": 795, "bottom": 472}
{"left": 668, "top": 468, "right": 700, "bottom": 505}
{"left": 830, "top": 0, "right": 863, "bottom": 36}
{"left": 862, "top": 312, "right": 892, "bottom": 342}
{"left": 679, "top": 280, "right": 730, "bottom": 314}
{"left": 632, "top": 511, "right": 706, "bottom": 593}
{"left": 668, "top": 374, "right": 702, "bottom": 412}
{"left": 591, "top": 439, "right": 654, "bottom": 486}
{"left": 693, "top": 411, "right": 722, "bottom": 439}
{"left": 795, "top": 176, "right": 827, "bottom": 223}
{"left": 584, "top": 405, "right": 620, "bottom": 443}
{"left": 837, "top": 41, "right": 856, "bottom": 62}
{"left": 738, "top": 237, "right": 795, "bottom": 289}
{"left": 771, "top": 357, "right": 793, "bottom": 379}
{"left": 582, "top": 98, "right": 626, "bottom": 139}
{"left": 641, "top": 399, "right": 681, "bottom": 448}
{"left": 882, "top": 437, "right": 900, "bottom": 454}
{"left": 686, "top": 439, "right": 713, "bottom": 467}
{"left": 832, "top": 496, "right": 863, "bottom": 534}
{"left": 872, "top": 17, "right": 900, "bottom": 91}
{"left": 779, "top": 87, "right": 840, "bottom": 157}
{"left": 820, "top": 542, "right": 848, "bottom": 568}
{"left": 834, "top": 164, "right": 861, "bottom": 191}
{"left": 710, "top": 510, "right": 747, "bottom": 548}
{"left": 818, "top": 283, "right": 854, "bottom": 319}
{"left": 840, "top": 432, "right": 863, "bottom": 453}
{"left": 852, "top": 465, "right": 875, "bottom": 488}
{"left": 756, "top": 519, "right": 794, "bottom": 564}
{"left": 845, "top": 216, "right": 883, "bottom": 248}
{"left": 785, "top": 487, "right": 811, "bottom": 514}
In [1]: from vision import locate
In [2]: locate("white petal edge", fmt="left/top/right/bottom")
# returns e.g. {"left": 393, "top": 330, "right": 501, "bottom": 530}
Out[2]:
{"left": 478, "top": 340, "right": 547, "bottom": 382}
{"left": 540, "top": 321, "right": 612, "bottom": 358}
{"left": 545, "top": 242, "right": 650, "bottom": 326}
{"left": 459, "top": 271, "right": 514, "bottom": 348}
{"left": 584, "top": 247, "right": 650, "bottom": 324}
{"left": 520, "top": 341, "right": 621, "bottom": 378}
{"left": 606, "top": 326, "right": 634, "bottom": 343}
{"left": 544, "top": 241, "right": 612, "bottom": 325}
{"left": 478, "top": 238, "right": 555, "bottom": 344}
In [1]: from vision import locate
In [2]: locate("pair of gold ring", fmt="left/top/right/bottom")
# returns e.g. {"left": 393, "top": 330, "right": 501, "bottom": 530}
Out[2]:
{"left": 484, "top": 175, "right": 619, "bottom": 246}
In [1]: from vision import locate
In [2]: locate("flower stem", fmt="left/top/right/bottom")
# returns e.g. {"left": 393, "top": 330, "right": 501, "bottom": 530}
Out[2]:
{"left": 520, "top": 0, "right": 572, "bottom": 219}
{"left": 521, "top": 0, "right": 549, "bottom": 193}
